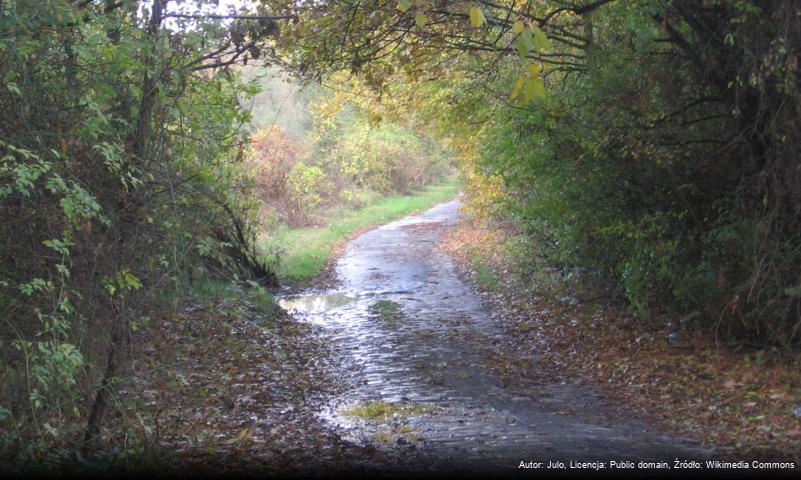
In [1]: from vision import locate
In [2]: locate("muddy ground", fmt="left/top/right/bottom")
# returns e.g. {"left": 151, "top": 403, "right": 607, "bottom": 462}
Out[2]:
{"left": 276, "top": 199, "right": 711, "bottom": 475}
{"left": 110, "top": 198, "right": 799, "bottom": 479}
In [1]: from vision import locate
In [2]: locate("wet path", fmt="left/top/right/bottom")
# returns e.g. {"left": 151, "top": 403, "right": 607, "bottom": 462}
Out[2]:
{"left": 280, "top": 199, "right": 707, "bottom": 472}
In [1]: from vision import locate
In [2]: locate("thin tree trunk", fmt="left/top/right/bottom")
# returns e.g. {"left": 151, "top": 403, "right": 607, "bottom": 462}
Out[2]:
{"left": 83, "top": 0, "right": 165, "bottom": 451}
{"left": 82, "top": 310, "right": 123, "bottom": 450}
{"left": 133, "top": 0, "right": 164, "bottom": 159}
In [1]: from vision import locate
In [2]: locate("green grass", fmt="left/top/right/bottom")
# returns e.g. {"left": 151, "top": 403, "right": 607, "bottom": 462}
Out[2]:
{"left": 473, "top": 261, "right": 500, "bottom": 290}
{"left": 260, "top": 178, "right": 461, "bottom": 284}
{"left": 368, "top": 299, "right": 403, "bottom": 319}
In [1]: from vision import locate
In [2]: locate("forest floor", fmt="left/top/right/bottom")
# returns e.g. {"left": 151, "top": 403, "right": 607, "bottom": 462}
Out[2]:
{"left": 439, "top": 213, "right": 801, "bottom": 464}
{"left": 114, "top": 286, "right": 378, "bottom": 477}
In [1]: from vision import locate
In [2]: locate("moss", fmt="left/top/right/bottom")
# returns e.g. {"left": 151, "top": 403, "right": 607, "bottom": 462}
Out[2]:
{"left": 372, "top": 424, "right": 421, "bottom": 445}
{"left": 341, "top": 401, "right": 434, "bottom": 420}
{"left": 368, "top": 299, "right": 404, "bottom": 327}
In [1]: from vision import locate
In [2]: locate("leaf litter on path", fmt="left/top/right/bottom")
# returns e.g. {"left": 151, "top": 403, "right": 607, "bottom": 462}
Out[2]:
{"left": 439, "top": 218, "right": 801, "bottom": 463}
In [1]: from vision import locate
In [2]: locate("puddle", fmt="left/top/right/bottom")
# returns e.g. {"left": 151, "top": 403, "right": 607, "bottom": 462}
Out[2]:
{"left": 278, "top": 292, "right": 358, "bottom": 313}
{"left": 283, "top": 199, "right": 707, "bottom": 470}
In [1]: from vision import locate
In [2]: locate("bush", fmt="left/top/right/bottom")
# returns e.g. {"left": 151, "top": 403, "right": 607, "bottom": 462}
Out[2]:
{"left": 471, "top": 1, "right": 801, "bottom": 345}
{"left": 249, "top": 93, "right": 453, "bottom": 228}
{"left": 249, "top": 125, "right": 305, "bottom": 200}
{"left": 0, "top": 1, "right": 275, "bottom": 460}
{"left": 286, "top": 162, "right": 326, "bottom": 225}
{"left": 331, "top": 120, "right": 449, "bottom": 195}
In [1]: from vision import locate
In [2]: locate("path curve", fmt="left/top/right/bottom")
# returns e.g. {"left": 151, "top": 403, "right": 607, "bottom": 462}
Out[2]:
{"left": 280, "top": 199, "right": 707, "bottom": 473}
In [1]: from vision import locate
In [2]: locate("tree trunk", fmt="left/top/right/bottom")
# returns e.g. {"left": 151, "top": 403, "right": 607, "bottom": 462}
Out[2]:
{"left": 83, "top": 0, "right": 165, "bottom": 451}
{"left": 82, "top": 310, "right": 123, "bottom": 451}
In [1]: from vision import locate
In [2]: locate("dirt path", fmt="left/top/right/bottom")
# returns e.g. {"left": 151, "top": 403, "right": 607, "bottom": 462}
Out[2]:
{"left": 279, "top": 199, "right": 707, "bottom": 473}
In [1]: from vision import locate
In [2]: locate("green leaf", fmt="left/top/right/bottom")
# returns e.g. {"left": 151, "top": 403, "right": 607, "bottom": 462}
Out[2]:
{"left": 469, "top": 6, "right": 486, "bottom": 28}
{"left": 515, "top": 37, "right": 528, "bottom": 60}
{"left": 521, "top": 27, "right": 536, "bottom": 51}
{"left": 784, "top": 285, "right": 801, "bottom": 297}
{"left": 512, "top": 20, "right": 525, "bottom": 34}
{"left": 123, "top": 270, "right": 142, "bottom": 290}
{"left": 6, "top": 82, "right": 21, "bottom": 96}
{"left": 397, "top": 0, "right": 412, "bottom": 12}
{"left": 532, "top": 25, "right": 552, "bottom": 51}
{"left": 415, "top": 12, "right": 428, "bottom": 28}
{"left": 55, "top": 263, "right": 70, "bottom": 278}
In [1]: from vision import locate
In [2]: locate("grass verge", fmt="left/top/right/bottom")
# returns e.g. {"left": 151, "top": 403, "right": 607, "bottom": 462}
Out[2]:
{"left": 260, "top": 178, "right": 461, "bottom": 285}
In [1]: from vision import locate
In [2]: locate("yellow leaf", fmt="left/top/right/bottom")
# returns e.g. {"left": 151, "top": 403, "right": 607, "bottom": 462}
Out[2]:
{"left": 397, "top": 0, "right": 412, "bottom": 12}
{"left": 523, "top": 77, "right": 546, "bottom": 103}
{"left": 533, "top": 77, "right": 546, "bottom": 98}
{"left": 510, "top": 75, "right": 524, "bottom": 100}
{"left": 527, "top": 63, "right": 540, "bottom": 77}
{"left": 512, "top": 20, "right": 524, "bottom": 34}
{"left": 228, "top": 426, "right": 254, "bottom": 444}
{"left": 469, "top": 6, "right": 485, "bottom": 27}
{"left": 415, "top": 12, "right": 428, "bottom": 28}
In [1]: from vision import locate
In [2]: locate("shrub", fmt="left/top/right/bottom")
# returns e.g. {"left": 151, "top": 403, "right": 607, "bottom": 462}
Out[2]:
{"left": 286, "top": 162, "right": 326, "bottom": 225}
{"left": 249, "top": 125, "right": 305, "bottom": 199}
{"left": 0, "top": 0, "right": 276, "bottom": 460}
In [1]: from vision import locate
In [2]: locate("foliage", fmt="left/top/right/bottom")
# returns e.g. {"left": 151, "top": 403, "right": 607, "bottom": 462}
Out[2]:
{"left": 249, "top": 125, "right": 305, "bottom": 200}
{"left": 0, "top": 0, "right": 282, "bottom": 463}
{"left": 247, "top": 88, "right": 453, "bottom": 227}
{"left": 270, "top": 0, "right": 801, "bottom": 346}
{"left": 305, "top": 89, "right": 452, "bottom": 201}
{"left": 469, "top": 1, "right": 801, "bottom": 345}
{"left": 286, "top": 162, "right": 326, "bottom": 223}
{"left": 241, "top": 65, "right": 319, "bottom": 139}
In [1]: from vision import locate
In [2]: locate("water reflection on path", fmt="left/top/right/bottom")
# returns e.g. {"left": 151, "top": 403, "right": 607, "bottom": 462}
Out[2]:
{"left": 279, "top": 199, "right": 706, "bottom": 472}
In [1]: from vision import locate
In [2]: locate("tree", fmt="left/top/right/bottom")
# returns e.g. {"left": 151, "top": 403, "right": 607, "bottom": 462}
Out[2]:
{"left": 270, "top": 0, "right": 801, "bottom": 345}
{"left": 0, "top": 0, "right": 284, "bottom": 457}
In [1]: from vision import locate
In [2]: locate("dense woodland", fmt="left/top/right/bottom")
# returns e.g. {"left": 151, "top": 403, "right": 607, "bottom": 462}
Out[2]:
{"left": 1, "top": 0, "right": 801, "bottom": 470}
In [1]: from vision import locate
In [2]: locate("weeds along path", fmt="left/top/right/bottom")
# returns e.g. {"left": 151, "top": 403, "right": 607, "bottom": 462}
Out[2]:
{"left": 279, "top": 199, "right": 708, "bottom": 473}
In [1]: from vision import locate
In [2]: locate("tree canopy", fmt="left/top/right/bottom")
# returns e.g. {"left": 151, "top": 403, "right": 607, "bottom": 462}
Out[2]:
{"left": 270, "top": 0, "right": 801, "bottom": 345}
{"left": 2, "top": 0, "right": 801, "bottom": 469}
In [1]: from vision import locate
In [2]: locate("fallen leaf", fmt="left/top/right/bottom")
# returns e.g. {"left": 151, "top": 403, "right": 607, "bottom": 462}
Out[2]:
{"left": 723, "top": 379, "right": 740, "bottom": 389}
